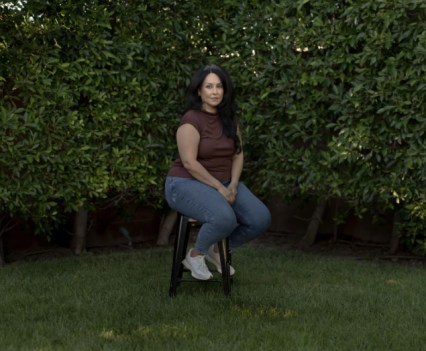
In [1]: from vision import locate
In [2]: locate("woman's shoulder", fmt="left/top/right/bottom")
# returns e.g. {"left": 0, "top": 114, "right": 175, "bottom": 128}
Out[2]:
{"left": 180, "top": 110, "right": 204, "bottom": 131}
{"left": 182, "top": 109, "right": 204, "bottom": 118}
{"left": 182, "top": 109, "right": 201, "bottom": 121}
{"left": 181, "top": 109, "right": 213, "bottom": 123}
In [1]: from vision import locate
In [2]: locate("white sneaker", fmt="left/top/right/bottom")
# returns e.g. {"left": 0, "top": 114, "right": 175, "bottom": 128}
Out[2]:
{"left": 182, "top": 249, "right": 213, "bottom": 280}
{"left": 206, "top": 245, "right": 235, "bottom": 276}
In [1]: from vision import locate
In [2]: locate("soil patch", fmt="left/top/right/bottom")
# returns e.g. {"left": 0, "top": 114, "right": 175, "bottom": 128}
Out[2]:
{"left": 252, "top": 231, "right": 426, "bottom": 268}
{"left": 4, "top": 231, "right": 426, "bottom": 268}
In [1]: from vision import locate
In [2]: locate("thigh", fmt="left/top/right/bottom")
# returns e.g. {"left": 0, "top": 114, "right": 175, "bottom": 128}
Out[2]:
{"left": 231, "top": 182, "right": 271, "bottom": 227}
{"left": 165, "top": 176, "right": 234, "bottom": 223}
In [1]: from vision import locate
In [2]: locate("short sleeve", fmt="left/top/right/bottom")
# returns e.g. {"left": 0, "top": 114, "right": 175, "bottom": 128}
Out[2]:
{"left": 179, "top": 111, "right": 201, "bottom": 133}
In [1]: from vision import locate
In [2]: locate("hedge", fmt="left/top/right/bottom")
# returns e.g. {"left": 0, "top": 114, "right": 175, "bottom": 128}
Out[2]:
{"left": 1, "top": 0, "right": 425, "bottom": 251}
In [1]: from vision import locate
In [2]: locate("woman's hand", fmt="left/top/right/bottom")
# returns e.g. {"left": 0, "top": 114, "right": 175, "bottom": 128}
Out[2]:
{"left": 227, "top": 183, "right": 238, "bottom": 199}
{"left": 218, "top": 186, "right": 236, "bottom": 204}
{"left": 217, "top": 183, "right": 238, "bottom": 204}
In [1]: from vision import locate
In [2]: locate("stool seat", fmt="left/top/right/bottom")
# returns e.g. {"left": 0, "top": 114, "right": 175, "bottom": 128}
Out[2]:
{"left": 169, "top": 213, "right": 232, "bottom": 297}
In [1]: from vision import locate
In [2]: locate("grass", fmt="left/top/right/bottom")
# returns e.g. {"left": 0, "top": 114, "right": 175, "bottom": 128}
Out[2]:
{"left": 0, "top": 245, "right": 425, "bottom": 351}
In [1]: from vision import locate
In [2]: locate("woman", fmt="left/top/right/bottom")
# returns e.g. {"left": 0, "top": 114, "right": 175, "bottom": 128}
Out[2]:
{"left": 165, "top": 64, "right": 271, "bottom": 280}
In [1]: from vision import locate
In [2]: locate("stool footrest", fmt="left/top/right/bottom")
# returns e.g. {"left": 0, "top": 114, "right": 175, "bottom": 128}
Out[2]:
{"left": 179, "top": 278, "right": 224, "bottom": 283}
{"left": 169, "top": 213, "right": 232, "bottom": 297}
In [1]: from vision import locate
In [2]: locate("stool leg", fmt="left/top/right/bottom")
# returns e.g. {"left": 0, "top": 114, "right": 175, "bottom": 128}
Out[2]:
{"left": 217, "top": 238, "right": 231, "bottom": 296}
{"left": 169, "top": 214, "right": 189, "bottom": 297}
{"left": 179, "top": 217, "right": 191, "bottom": 280}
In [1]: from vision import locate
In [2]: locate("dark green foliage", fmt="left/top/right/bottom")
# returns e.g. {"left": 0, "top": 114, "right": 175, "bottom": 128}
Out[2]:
{"left": 1, "top": 0, "right": 425, "bottom": 250}
{"left": 0, "top": 0, "right": 199, "bottom": 230}
{"left": 214, "top": 0, "right": 426, "bottom": 251}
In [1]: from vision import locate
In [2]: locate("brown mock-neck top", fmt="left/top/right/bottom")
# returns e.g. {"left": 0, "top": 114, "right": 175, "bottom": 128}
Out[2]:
{"left": 167, "top": 109, "right": 236, "bottom": 181}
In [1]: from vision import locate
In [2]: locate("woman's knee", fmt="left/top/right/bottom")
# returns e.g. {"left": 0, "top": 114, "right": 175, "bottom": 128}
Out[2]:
{"left": 210, "top": 208, "right": 238, "bottom": 233}
{"left": 250, "top": 206, "right": 272, "bottom": 233}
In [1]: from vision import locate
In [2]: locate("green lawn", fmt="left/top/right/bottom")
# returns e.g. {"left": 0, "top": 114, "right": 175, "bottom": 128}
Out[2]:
{"left": 0, "top": 246, "right": 425, "bottom": 351}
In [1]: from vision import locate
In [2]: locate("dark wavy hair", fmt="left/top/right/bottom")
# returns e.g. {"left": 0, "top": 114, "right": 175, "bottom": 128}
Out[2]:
{"left": 183, "top": 64, "right": 241, "bottom": 154}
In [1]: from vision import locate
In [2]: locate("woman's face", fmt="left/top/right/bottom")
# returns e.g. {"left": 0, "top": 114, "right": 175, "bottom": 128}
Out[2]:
{"left": 198, "top": 73, "right": 224, "bottom": 113}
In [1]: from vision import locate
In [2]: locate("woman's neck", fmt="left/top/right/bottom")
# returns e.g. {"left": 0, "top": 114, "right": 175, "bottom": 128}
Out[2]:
{"left": 201, "top": 108, "right": 218, "bottom": 115}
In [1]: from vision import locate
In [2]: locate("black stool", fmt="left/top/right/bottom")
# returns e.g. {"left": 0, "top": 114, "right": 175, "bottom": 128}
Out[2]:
{"left": 169, "top": 213, "right": 232, "bottom": 297}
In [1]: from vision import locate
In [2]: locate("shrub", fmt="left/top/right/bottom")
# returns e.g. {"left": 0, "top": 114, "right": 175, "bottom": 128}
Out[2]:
{"left": 1, "top": 0, "right": 425, "bottom": 252}
{"left": 208, "top": 0, "right": 426, "bottom": 251}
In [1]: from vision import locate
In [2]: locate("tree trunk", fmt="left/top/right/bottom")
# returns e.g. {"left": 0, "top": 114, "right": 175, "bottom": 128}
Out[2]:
{"left": 74, "top": 208, "right": 89, "bottom": 255}
{"left": 299, "top": 197, "right": 327, "bottom": 248}
{"left": 389, "top": 210, "right": 401, "bottom": 254}
{"left": 0, "top": 233, "right": 5, "bottom": 267}
{"left": 156, "top": 210, "right": 177, "bottom": 246}
{"left": 332, "top": 199, "right": 339, "bottom": 242}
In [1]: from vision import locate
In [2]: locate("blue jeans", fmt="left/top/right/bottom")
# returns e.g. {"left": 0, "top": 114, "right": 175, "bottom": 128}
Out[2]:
{"left": 165, "top": 176, "right": 271, "bottom": 254}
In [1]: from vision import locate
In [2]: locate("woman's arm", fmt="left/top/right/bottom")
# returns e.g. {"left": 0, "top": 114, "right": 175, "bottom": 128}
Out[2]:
{"left": 176, "top": 123, "right": 234, "bottom": 202}
{"left": 229, "top": 151, "right": 244, "bottom": 186}
{"left": 227, "top": 127, "right": 244, "bottom": 202}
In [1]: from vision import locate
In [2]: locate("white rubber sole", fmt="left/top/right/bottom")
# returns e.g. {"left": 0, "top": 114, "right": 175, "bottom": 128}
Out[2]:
{"left": 182, "top": 258, "right": 213, "bottom": 280}
{"left": 205, "top": 254, "right": 236, "bottom": 276}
